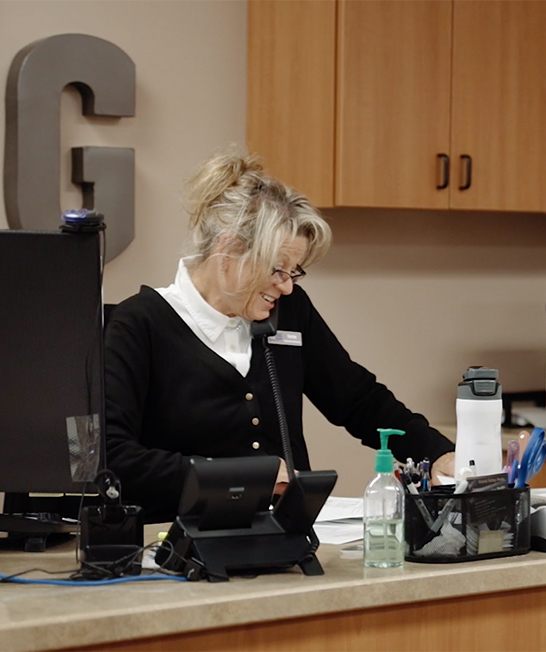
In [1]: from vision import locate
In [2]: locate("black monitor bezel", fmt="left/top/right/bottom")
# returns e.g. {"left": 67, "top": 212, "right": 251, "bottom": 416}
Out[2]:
{"left": 0, "top": 229, "right": 104, "bottom": 495}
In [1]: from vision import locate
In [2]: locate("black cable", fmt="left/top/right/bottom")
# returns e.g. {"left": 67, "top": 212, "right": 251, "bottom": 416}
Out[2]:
{"left": 153, "top": 538, "right": 230, "bottom": 582}
{"left": 96, "top": 227, "right": 107, "bottom": 475}
{"left": 0, "top": 567, "right": 80, "bottom": 582}
{"left": 307, "top": 528, "right": 320, "bottom": 556}
{"left": 68, "top": 228, "right": 107, "bottom": 554}
{"left": 261, "top": 336, "right": 326, "bottom": 572}
{"left": 74, "top": 481, "right": 88, "bottom": 565}
{"left": 73, "top": 540, "right": 156, "bottom": 581}
{"left": 84, "top": 226, "right": 106, "bottom": 419}
{"left": 262, "top": 339, "right": 296, "bottom": 481}
{"left": 77, "top": 227, "right": 107, "bottom": 533}
{"left": 72, "top": 538, "right": 221, "bottom": 582}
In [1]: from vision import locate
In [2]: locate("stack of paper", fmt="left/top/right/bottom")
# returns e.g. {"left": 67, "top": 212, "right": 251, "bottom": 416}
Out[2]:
{"left": 512, "top": 406, "right": 546, "bottom": 429}
{"left": 313, "top": 496, "right": 363, "bottom": 545}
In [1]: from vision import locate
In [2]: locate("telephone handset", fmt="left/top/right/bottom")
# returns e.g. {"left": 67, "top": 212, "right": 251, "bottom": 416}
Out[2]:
{"left": 250, "top": 302, "right": 279, "bottom": 339}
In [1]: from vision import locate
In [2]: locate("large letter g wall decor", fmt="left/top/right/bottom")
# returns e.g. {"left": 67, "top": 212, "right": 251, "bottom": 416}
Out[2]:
{"left": 4, "top": 34, "right": 136, "bottom": 261}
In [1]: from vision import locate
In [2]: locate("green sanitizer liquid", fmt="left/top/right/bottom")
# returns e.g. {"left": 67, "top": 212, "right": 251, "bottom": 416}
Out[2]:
{"left": 364, "top": 518, "right": 404, "bottom": 568}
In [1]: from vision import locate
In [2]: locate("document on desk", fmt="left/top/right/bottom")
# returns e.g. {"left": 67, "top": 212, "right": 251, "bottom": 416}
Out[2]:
{"left": 531, "top": 488, "right": 546, "bottom": 506}
{"left": 313, "top": 496, "right": 363, "bottom": 545}
{"left": 512, "top": 406, "right": 546, "bottom": 428}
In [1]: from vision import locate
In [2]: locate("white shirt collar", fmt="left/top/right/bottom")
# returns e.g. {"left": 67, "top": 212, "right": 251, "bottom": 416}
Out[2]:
{"left": 158, "top": 258, "right": 249, "bottom": 343}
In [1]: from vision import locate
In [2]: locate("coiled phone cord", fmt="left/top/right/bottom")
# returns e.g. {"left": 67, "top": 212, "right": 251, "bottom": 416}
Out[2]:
{"left": 262, "top": 339, "right": 296, "bottom": 482}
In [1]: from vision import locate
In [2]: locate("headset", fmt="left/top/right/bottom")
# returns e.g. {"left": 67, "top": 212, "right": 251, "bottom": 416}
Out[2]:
{"left": 60, "top": 209, "right": 105, "bottom": 233}
{"left": 93, "top": 470, "right": 121, "bottom": 504}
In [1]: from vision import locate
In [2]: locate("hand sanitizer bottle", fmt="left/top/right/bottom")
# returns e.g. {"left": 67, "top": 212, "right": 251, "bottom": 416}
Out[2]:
{"left": 364, "top": 428, "right": 406, "bottom": 569}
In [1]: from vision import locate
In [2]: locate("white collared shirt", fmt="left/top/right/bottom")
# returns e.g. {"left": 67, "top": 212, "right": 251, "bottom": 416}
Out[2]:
{"left": 155, "top": 258, "right": 252, "bottom": 376}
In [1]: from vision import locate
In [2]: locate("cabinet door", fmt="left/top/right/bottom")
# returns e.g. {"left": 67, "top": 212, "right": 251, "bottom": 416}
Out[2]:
{"left": 336, "top": 0, "right": 452, "bottom": 209}
{"left": 450, "top": 1, "right": 546, "bottom": 212}
{"left": 247, "top": 0, "right": 336, "bottom": 207}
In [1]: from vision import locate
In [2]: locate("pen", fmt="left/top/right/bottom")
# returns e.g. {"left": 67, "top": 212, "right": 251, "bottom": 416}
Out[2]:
{"left": 507, "top": 458, "right": 518, "bottom": 485}
{"left": 503, "top": 440, "right": 519, "bottom": 474}
{"left": 404, "top": 458, "right": 421, "bottom": 486}
{"left": 419, "top": 458, "right": 431, "bottom": 493}
{"left": 402, "top": 474, "right": 435, "bottom": 529}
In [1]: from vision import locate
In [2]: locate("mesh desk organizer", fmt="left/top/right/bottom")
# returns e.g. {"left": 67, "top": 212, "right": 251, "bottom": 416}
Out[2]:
{"left": 405, "top": 484, "right": 530, "bottom": 562}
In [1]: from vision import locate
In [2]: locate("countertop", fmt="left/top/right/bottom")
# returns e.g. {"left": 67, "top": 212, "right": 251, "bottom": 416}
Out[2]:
{"left": 1, "top": 525, "right": 546, "bottom": 652}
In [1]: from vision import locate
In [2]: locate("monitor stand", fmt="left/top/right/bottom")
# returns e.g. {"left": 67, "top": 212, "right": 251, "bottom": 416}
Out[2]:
{"left": 0, "top": 493, "right": 80, "bottom": 552}
{"left": 0, "top": 513, "right": 77, "bottom": 552}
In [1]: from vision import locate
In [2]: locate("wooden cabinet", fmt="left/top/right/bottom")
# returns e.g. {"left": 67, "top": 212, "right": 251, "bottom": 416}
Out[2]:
{"left": 450, "top": 1, "right": 546, "bottom": 212}
{"left": 247, "top": 0, "right": 546, "bottom": 212}
{"left": 336, "top": 0, "right": 452, "bottom": 209}
{"left": 247, "top": 0, "right": 336, "bottom": 206}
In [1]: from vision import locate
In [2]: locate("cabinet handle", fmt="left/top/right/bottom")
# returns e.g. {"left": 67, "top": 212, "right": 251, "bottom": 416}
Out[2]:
{"left": 459, "top": 154, "right": 472, "bottom": 191}
{"left": 436, "top": 153, "right": 450, "bottom": 190}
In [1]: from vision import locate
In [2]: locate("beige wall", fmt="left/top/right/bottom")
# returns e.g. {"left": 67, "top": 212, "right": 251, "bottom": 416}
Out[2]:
{"left": 305, "top": 208, "right": 546, "bottom": 493}
{"left": 1, "top": 1, "right": 546, "bottom": 497}
{"left": 0, "top": 0, "right": 247, "bottom": 293}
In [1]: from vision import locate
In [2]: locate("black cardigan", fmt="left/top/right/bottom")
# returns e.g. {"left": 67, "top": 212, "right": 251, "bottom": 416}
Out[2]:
{"left": 104, "top": 284, "right": 454, "bottom": 521}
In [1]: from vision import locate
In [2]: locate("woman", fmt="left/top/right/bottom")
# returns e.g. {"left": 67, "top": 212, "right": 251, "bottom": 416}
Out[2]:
{"left": 105, "top": 152, "right": 454, "bottom": 522}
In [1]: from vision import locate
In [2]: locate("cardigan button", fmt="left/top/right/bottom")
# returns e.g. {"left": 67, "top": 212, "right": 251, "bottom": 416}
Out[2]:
{"left": 251, "top": 417, "right": 260, "bottom": 426}
{"left": 245, "top": 392, "right": 254, "bottom": 401}
{"left": 252, "top": 441, "right": 260, "bottom": 450}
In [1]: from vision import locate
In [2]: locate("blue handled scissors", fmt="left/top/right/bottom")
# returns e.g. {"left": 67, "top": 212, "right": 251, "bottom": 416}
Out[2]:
{"left": 515, "top": 427, "right": 546, "bottom": 488}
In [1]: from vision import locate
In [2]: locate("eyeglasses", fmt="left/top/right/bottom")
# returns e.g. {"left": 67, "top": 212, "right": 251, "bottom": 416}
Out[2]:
{"left": 271, "top": 265, "right": 306, "bottom": 284}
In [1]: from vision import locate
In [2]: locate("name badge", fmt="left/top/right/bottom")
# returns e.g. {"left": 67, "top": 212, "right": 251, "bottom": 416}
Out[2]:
{"left": 267, "top": 330, "right": 302, "bottom": 347}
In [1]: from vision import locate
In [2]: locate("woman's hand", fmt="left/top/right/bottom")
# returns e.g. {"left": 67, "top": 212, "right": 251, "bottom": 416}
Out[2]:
{"left": 431, "top": 452, "right": 455, "bottom": 485}
{"left": 274, "top": 458, "right": 289, "bottom": 495}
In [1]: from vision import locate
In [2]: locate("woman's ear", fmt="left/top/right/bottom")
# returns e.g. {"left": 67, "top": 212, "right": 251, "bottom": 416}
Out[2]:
{"left": 211, "top": 234, "right": 246, "bottom": 277}
{"left": 220, "top": 251, "right": 230, "bottom": 274}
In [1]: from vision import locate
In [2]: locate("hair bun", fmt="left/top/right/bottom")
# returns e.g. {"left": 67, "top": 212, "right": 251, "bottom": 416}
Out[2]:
{"left": 186, "top": 148, "right": 331, "bottom": 271}
{"left": 188, "top": 151, "right": 263, "bottom": 228}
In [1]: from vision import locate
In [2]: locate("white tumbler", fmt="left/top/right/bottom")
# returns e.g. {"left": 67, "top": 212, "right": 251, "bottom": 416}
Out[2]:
{"left": 455, "top": 367, "right": 503, "bottom": 482}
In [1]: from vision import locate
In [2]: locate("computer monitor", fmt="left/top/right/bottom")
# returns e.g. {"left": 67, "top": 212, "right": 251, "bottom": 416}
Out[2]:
{"left": 0, "top": 230, "right": 104, "bottom": 540}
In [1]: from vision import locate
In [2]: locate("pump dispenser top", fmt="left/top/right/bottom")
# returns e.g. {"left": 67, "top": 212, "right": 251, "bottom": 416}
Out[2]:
{"left": 375, "top": 428, "right": 405, "bottom": 472}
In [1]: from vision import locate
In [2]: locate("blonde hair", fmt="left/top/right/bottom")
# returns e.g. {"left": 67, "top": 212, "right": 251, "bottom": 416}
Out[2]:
{"left": 187, "top": 151, "right": 332, "bottom": 298}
